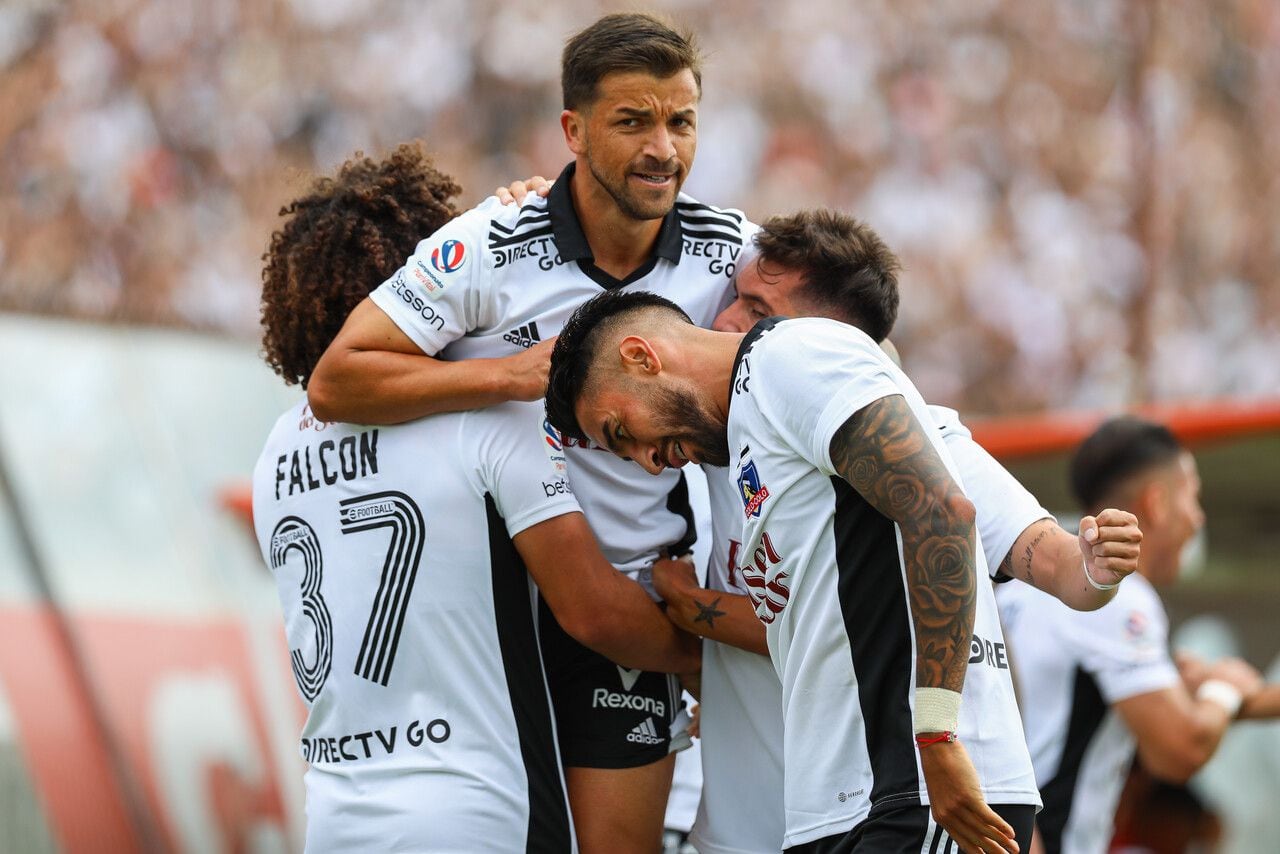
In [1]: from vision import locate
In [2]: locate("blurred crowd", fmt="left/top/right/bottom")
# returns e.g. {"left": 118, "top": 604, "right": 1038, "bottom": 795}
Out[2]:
{"left": 2, "top": 0, "right": 1278, "bottom": 414}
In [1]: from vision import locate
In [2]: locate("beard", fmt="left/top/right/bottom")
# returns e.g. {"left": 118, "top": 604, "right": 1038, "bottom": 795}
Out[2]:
{"left": 652, "top": 382, "right": 730, "bottom": 468}
{"left": 584, "top": 150, "right": 682, "bottom": 222}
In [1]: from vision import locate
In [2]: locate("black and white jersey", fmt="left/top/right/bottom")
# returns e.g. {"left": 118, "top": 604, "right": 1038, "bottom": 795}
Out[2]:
{"left": 725, "top": 317, "right": 1039, "bottom": 848}
{"left": 252, "top": 399, "right": 580, "bottom": 853}
{"left": 368, "top": 162, "right": 756, "bottom": 590}
{"left": 999, "top": 574, "right": 1179, "bottom": 854}
{"left": 693, "top": 405, "right": 1051, "bottom": 853}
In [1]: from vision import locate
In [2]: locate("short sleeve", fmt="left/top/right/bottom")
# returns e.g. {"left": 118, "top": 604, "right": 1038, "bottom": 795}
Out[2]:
{"left": 467, "top": 400, "right": 581, "bottom": 538}
{"left": 931, "top": 405, "right": 1053, "bottom": 579}
{"left": 368, "top": 200, "right": 496, "bottom": 356}
{"left": 1057, "top": 580, "right": 1180, "bottom": 704}
{"left": 751, "top": 319, "right": 901, "bottom": 473}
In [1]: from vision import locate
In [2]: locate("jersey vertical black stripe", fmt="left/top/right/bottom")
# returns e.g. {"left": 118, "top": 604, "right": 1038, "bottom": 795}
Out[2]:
{"left": 485, "top": 493, "right": 573, "bottom": 853}
{"left": 1037, "top": 667, "right": 1108, "bottom": 854}
{"left": 664, "top": 471, "right": 697, "bottom": 557}
{"left": 830, "top": 477, "right": 919, "bottom": 813}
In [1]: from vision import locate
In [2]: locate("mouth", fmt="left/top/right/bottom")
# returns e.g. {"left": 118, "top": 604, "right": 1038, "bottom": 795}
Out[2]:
{"left": 665, "top": 439, "right": 693, "bottom": 469}
{"left": 631, "top": 172, "right": 676, "bottom": 188}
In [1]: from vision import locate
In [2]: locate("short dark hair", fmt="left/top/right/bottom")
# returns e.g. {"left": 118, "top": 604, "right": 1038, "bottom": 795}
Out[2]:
{"left": 1069, "top": 416, "right": 1184, "bottom": 512}
{"left": 546, "top": 290, "right": 691, "bottom": 440}
{"left": 753, "top": 209, "right": 900, "bottom": 342}
{"left": 260, "top": 143, "right": 461, "bottom": 388}
{"left": 561, "top": 13, "right": 702, "bottom": 110}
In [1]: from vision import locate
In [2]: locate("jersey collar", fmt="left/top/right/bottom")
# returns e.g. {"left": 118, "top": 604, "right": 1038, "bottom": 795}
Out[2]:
{"left": 728, "top": 316, "right": 785, "bottom": 412}
{"left": 547, "top": 162, "right": 684, "bottom": 288}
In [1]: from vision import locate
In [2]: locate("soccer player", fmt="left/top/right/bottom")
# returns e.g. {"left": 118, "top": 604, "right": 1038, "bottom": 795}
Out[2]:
{"left": 253, "top": 144, "right": 697, "bottom": 851}
{"left": 303, "top": 14, "right": 757, "bottom": 850}
{"left": 545, "top": 291, "right": 1042, "bottom": 852}
{"left": 998, "top": 417, "right": 1272, "bottom": 854}
{"left": 638, "top": 209, "right": 1143, "bottom": 854}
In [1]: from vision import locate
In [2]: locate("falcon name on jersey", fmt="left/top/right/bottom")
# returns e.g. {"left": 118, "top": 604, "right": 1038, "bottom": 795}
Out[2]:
{"left": 724, "top": 317, "right": 1039, "bottom": 848}
{"left": 369, "top": 161, "right": 758, "bottom": 585}
{"left": 691, "top": 406, "right": 1053, "bottom": 854}
{"left": 252, "top": 398, "right": 579, "bottom": 853}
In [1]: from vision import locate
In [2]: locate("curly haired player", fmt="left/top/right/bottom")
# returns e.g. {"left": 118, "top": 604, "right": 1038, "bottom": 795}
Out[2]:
{"left": 252, "top": 143, "right": 696, "bottom": 852}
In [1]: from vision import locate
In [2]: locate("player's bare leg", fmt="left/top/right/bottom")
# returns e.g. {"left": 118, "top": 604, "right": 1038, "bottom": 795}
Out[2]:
{"left": 567, "top": 754, "right": 676, "bottom": 853}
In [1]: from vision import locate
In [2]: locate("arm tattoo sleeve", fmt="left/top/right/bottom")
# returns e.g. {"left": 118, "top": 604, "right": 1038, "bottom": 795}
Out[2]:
{"left": 829, "top": 394, "right": 977, "bottom": 694}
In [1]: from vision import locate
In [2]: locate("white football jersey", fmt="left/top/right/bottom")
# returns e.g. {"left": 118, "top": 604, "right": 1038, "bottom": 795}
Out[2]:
{"left": 725, "top": 317, "right": 1039, "bottom": 847}
{"left": 999, "top": 573, "right": 1179, "bottom": 854}
{"left": 252, "top": 398, "right": 580, "bottom": 853}
{"left": 368, "top": 162, "right": 755, "bottom": 590}
{"left": 693, "top": 405, "right": 1051, "bottom": 853}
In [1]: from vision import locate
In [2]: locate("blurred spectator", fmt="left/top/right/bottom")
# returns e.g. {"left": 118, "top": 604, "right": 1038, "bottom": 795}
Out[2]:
{"left": 1, "top": 0, "right": 1277, "bottom": 414}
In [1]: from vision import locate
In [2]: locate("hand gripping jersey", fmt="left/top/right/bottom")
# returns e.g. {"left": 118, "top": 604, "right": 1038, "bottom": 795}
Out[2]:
{"left": 252, "top": 399, "right": 580, "bottom": 853}
{"left": 692, "top": 406, "right": 1051, "bottom": 853}
{"left": 724, "top": 317, "right": 1040, "bottom": 848}
{"left": 369, "top": 162, "right": 756, "bottom": 592}
{"left": 998, "top": 574, "right": 1179, "bottom": 854}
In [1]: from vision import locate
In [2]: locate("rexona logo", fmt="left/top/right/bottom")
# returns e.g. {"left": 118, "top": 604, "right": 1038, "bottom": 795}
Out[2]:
{"left": 627, "top": 717, "right": 664, "bottom": 746}
{"left": 738, "top": 531, "right": 790, "bottom": 624}
{"left": 430, "top": 239, "right": 467, "bottom": 274}
{"left": 591, "top": 690, "right": 665, "bottom": 716}
{"left": 503, "top": 321, "right": 542, "bottom": 349}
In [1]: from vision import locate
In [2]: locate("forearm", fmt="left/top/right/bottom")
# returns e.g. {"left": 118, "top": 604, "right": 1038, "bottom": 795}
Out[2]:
{"left": 664, "top": 584, "right": 768, "bottom": 656}
{"left": 308, "top": 349, "right": 513, "bottom": 424}
{"left": 1003, "top": 519, "right": 1117, "bottom": 611}
{"left": 1238, "top": 684, "right": 1280, "bottom": 720}
{"left": 900, "top": 519, "right": 977, "bottom": 692}
{"left": 570, "top": 571, "right": 701, "bottom": 673}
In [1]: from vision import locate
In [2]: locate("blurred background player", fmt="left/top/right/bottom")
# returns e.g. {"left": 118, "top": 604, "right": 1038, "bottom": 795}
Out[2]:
{"left": 301, "top": 14, "right": 758, "bottom": 850}
{"left": 252, "top": 143, "right": 697, "bottom": 852}
{"left": 998, "top": 416, "right": 1276, "bottom": 854}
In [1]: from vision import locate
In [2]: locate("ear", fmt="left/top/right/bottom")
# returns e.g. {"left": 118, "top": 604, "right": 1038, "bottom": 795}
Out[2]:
{"left": 1137, "top": 479, "right": 1168, "bottom": 528}
{"left": 617, "top": 335, "right": 662, "bottom": 377}
{"left": 561, "top": 110, "right": 586, "bottom": 155}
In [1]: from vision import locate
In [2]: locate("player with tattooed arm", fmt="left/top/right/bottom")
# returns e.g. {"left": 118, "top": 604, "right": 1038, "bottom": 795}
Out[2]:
{"left": 545, "top": 289, "right": 1041, "bottom": 852}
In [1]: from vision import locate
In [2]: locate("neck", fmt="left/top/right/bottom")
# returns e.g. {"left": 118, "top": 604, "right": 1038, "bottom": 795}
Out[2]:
{"left": 667, "top": 327, "right": 744, "bottom": 426}
{"left": 569, "top": 160, "right": 665, "bottom": 279}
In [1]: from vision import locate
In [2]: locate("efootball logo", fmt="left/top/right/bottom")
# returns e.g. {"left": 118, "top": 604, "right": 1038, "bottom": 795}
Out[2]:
{"left": 738, "top": 460, "right": 770, "bottom": 518}
{"left": 430, "top": 239, "right": 467, "bottom": 273}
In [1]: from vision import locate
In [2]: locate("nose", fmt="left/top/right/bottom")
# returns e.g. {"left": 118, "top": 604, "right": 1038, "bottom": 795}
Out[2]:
{"left": 644, "top": 125, "right": 677, "bottom": 163}
{"left": 713, "top": 301, "right": 748, "bottom": 333}
{"left": 634, "top": 441, "right": 666, "bottom": 476}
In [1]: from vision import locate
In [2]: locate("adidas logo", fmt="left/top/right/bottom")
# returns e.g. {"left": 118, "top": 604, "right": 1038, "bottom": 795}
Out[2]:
{"left": 503, "top": 321, "right": 541, "bottom": 349}
{"left": 626, "top": 717, "right": 663, "bottom": 746}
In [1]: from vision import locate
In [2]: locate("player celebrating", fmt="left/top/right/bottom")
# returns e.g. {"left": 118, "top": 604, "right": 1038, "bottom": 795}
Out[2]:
{"left": 545, "top": 290, "right": 1044, "bottom": 853}
{"left": 253, "top": 144, "right": 697, "bottom": 852}
{"left": 304, "top": 14, "right": 756, "bottom": 850}
{"left": 999, "top": 417, "right": 1273, "bottom": 853}
{"left": 634, "top": 209, "right": 1142, "bottom": 854}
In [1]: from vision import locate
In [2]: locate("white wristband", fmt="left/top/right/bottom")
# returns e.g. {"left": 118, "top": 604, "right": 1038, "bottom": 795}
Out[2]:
{"left": 1196, "top": 679, "right": 1244, "bottom": 718}
{"left": 914, "top": 687, "right": 962, "bottom": 734}
{"left": 1082, "top": 560, "right": 1119, "bottom": 591}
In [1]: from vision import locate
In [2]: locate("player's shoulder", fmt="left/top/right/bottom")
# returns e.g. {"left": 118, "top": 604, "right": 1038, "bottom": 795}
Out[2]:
{"left": 758, "top": 316, "right": 881, "bottom": 360}
{"left": 675, "top": 192, "right": 756, "bottom": 244}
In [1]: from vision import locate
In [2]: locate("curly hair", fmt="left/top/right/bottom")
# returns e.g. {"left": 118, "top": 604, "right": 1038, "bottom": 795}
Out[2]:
{"left": 260, "top": 142, "right": 462, "bottom": 387}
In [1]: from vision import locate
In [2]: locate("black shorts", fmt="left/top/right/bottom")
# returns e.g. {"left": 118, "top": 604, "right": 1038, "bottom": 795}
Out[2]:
{"left": 786, "top": 803, "right": 1037, "bottom": 853}
{"left": 538, "top": 596, "right": 687, "bottom": 769}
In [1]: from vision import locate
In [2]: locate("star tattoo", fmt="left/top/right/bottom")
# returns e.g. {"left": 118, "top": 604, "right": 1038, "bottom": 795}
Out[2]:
{"left": 693, "top": 596, "right": 727, "bottom": 630}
